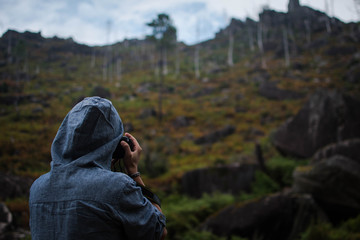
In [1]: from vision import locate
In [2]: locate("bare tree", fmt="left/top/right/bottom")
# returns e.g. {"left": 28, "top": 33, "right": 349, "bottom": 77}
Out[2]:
{"left": 116, "top": 57, "right": 122, "bottom": 82}
{"left": 304, "top": 19, "right": 312, "bottom": 45}
{"left": 248, "top": 23, "right": 255, "bottom": 51}
{"left": 7, "top": 31, "right": 12, "bottom": 64}
{"left": 257, "top": 21, "right": 267, "bottom": 69}
{"left": 103, "top": 20, "right": 112, "bottom": 82}
{"left": 175, "top": 43, "right": 180, "bottom": 77}
{"left": 283, "top": 26, "right": 290, "bottom": 67}
{"left": 91, "top": 48, "right": 96, "bottom": 68}
{"left": 194, "top": 20, "right": 200, "bottom": 79}
{"left": 354, "top": 0, "right": 360, "bottom": 20}
{"left": 227, "top": 30, "right": 234, "bottom": 67}
{"left": 194, "top": 45, "right": 200, "bottom": 79}
{"left": 324, "top": 0, "right": 332, "bottom": 33}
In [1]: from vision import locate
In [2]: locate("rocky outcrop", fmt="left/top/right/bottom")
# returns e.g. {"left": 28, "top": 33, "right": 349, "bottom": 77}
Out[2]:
{"left": 258, "top": 81, "right": 304, "bottom": 100}
{"left": 138, "top": 108, "right": 157, "bottom": 119}
{"left": 202, "top": 192, "right": 327, "bottom": 240}
{"left": 0, "top": 202, "right": 31, "bottom": 239}
{"left": 344, "top": 62, "right": 360, "bottom": 83}
{"left": 172, "top": 116, "right": 194, "bottom": 128}
{"left": 0, "top": 203, "right": 12, "bottom": 235}
{"left": 182, "top": 164, "right": 258, "bottom": 198}
{"left": 293, "top": 154, "right": 360, "bottom": 223}
{"left": 195, "top": 125, "right": 236, "bottom": 145}
{"left": 312, "top": 138, "right": 360, "bottom": 164}
{"left": 91, "top": 86, "right": 111, "bottom": 99}
{"left": 272, "top": 90, "right": 360, "bottom": 158}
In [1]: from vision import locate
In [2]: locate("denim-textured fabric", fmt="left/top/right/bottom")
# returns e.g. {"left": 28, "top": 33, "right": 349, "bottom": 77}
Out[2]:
{"left": 29, "top": 97, "right": 166, "bottom": 240}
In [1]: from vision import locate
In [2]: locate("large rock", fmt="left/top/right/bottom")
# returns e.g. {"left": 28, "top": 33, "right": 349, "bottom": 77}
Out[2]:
{"left": 195, "top": 125, "right": 236, "bottom": 145}
{"left": 91, "top": 86, "right": 111, "bottom": 99}
{"left": 293, "top": 155, "right": 360, "bottom": 223}
{"left": 259, "top": 81, "right": 304, "bottom": 100}
{"left": 312, "top": 138, "right": 360, "bottom": 164}
{"left": 172, "top": 116, "right": 194, "bottom": 128}
{"left": 272, "top": 90, "right": 360, "bottom": 158}
{"left": 0, "top": 203, "right": 12, "bottom": 235}
{"left": 344, "top": 62, "right": 360, "bottom": 83}
{"left": 182, "top": 164, "right": 258, "bottom": 198}
{"left": 138, "top": 108, "right": 157, "bottom": 119}
{"left": 0, "top": 173, "right": 33, "bottom": 200}
{"left": 202, "top": 192, "right": 326, "bottom": 240}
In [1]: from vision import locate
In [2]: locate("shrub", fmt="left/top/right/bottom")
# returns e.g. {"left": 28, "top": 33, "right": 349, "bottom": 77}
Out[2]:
{"left": 162, "top": 193, "right": 235, "bottom": 240}
{"left": 239, "top": 170, "right": 280, "bottom": 201}
{"left": 301, "top": 214, "right": 360, "bottom": 240}
{"left": 266, "top": 156, "right": 308, "bottom": 187}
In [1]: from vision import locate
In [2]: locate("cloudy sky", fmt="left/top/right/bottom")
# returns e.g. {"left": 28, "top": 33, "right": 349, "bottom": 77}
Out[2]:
{"left": 0, "top": 0, "right": 358, "bottom": 46}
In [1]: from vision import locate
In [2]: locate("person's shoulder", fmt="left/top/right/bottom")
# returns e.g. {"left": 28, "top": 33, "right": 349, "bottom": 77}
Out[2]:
{"left": 30, "top": 172, "right": 50, "bottom": 188}
{"left": 94, "top": 170, "right": 138, "bottom": 195}
{"left": 29, "top": 172, "right": 51, "bottom": 200}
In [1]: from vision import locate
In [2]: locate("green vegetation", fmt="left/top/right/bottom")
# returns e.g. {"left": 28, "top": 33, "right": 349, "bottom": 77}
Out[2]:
{"left": 301, "top": 215, "right": 360, "bottom": 240}
{"left": 267, "top": 156, "right": 309, "bottom": 187}
{"left": 163, "top": 193, "right": 235, "bottom": 239}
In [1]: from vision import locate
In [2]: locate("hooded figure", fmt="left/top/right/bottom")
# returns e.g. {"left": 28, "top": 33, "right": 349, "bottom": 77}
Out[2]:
{"left": 29, "top": 97, "right": 166, "bottom": 240}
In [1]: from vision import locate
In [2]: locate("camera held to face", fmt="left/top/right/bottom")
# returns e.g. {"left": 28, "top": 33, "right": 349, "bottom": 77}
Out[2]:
{"left": 112, "top": 136, "right": 134, "bottom": 159}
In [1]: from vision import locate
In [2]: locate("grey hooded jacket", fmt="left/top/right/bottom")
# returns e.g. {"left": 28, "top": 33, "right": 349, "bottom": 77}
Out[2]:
{"left": 29, "top": 97, "right": 166, "bottom": 240}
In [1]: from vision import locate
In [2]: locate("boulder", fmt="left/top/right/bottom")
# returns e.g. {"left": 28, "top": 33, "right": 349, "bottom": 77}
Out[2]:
{"left": 91, "top": 86, "right": 111, "bottom": 99}
{"left": 272, "top": 90, "right": 360, "bottom": 158}
{"left": 172, "top": 116, "right": 194, "bottom": 128}
{"left": 123, "top": 122, "right": 134, "bottom": 132}
{"left": 258, "top": 81, "right": 304, "bottom": 100}
{"left": 0, "top": 203, "right": 12, "bottom": 234}
{"left": 138, "top": 108, "right": 157, "bottom": 119}
{"left": 293, "top": 155, "right": 360, "bottom": 223}
{"left": 247, "top": 68, "right": 270, "bottom": 84}
{"left": 344, "top": 63, "right": 360, "bottom": 83}
{"left": 195, "top": 125, "right": 236, "bottom": 145}
{"left": 182, "top": 164, "right": 258, "bottom": 198}
{"left": 312, "top": 138, "right": 360, "bottom": 164}
{"left": 190, "top": 87, "right": 216, "bottom": 98}
{"left": 202, "top": 192, "right": 326, "bottom": 240}
{"left": 0, "top": 173, "right": 34, "bottom": 200}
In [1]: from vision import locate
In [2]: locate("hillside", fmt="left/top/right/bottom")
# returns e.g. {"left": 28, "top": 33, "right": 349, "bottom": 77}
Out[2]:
{"left": 0, "top": 0, "right": 360, "bottom": 239}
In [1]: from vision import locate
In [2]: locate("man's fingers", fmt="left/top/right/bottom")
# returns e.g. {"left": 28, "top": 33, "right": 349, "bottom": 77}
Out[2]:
{"left": 124, "top": 133, "right": 141, "bottom": 151}
{"left": 121, "top": 140, "right": 131, "bottom": 154}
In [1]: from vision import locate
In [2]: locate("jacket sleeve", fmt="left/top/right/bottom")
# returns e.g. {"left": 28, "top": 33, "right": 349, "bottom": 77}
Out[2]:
{"left": 113, "top": 178, "right": 166, "bottom": 240}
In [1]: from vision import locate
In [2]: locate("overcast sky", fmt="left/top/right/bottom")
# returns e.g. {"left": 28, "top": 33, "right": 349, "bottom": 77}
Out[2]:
{"left": 0, "top": 0, "right": 358, "bottom": 46}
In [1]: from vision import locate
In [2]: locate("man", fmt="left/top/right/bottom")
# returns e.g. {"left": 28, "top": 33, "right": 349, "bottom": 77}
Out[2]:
{"left": 29, "top": 97, "right": 167, "bottom": 239}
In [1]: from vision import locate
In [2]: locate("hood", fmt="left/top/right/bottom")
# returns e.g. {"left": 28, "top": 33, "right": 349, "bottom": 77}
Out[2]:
{"left": 50, "top": 97, "right": 124, "bottom": 170}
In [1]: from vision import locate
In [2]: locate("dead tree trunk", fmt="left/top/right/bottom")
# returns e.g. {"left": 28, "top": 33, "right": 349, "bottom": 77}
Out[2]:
{"left": 175, "top": 43, "right": 180, "bottom": 77}
{"left": 304, "top": 19, "right": 311, "bottom": 45}
{"left": 91, "top": 49, "right": 96, "bottom": 68}
{"left": 194, "top": 45, "right": 200, "bottom": 79}
{"left": 257, "top": 22, "right": 267, "bottom": 69}
{"left": 283, "top": 26, "right": 290, "bottom": 67}
{"left": 116, "top": 58, "right": 122, "bottom": 82}
{"left": 227, "top": 30, "right": 234, "bottom": 67}
{"left": 248, "top": 25, "right": 255, "bottom": 51}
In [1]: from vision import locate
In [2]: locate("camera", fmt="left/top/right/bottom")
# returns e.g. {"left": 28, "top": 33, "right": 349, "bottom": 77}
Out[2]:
{"left": 112, "top": 136, "right": 134, "bottom": 159}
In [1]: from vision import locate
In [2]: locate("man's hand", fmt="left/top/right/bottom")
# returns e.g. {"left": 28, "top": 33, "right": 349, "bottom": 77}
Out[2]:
{"left": 121, "top": 133, "right": 142, "bottom": 175}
